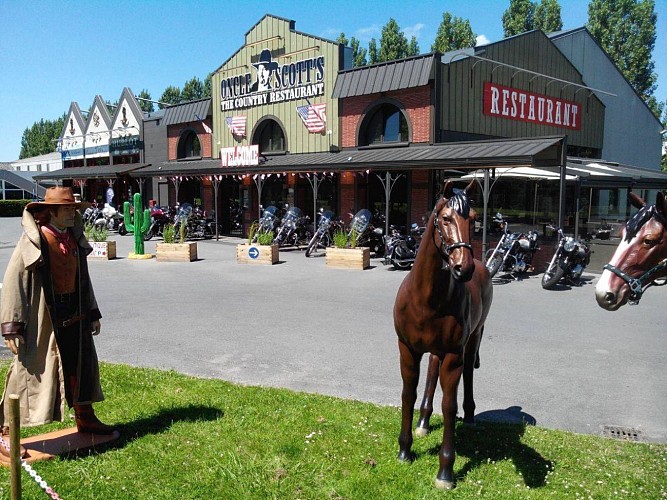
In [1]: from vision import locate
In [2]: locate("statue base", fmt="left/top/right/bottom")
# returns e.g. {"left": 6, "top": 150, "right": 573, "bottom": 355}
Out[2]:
{"left": 128, "top": 252, "right": 154, "bottom": 259}
{"left": 0, "top": 427, "right": 120, "bottom": 466}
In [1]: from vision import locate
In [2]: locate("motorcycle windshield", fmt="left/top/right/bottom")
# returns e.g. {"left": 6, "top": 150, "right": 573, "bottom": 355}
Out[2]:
{"left": 318, "top": 210, "right": 333, "bottom": 228}
{"left": 281, "top": 207, "right": 302, "bottom": 228}
{"left": 178, "top": 203, "right": 193, "bottom": 220}
{"left": 350, "top": 209, "right": 371, "bottom": 234}
{"left": 260, "top": 205, "right": 278, "bottom": 222}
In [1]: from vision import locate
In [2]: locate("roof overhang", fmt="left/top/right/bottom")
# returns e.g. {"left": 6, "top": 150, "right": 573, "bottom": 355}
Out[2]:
{"left": 33, "top": 163, "right": 148, "bottom": 181}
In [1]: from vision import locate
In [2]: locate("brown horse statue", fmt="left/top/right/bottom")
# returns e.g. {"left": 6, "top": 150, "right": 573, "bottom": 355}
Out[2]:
{"left": 393, "top": 180, "right": 493, "bottom": 489}
{"left": 596, "top": 191, "right": 667, "bottom": 310}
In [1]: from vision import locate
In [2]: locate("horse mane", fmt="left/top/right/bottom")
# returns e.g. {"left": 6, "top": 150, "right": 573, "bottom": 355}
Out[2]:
{"left": 444, "top": 188, "right": 471, "bottom": 219}
{"left": 625, "top": 204, "right": 667, "bottom": 242}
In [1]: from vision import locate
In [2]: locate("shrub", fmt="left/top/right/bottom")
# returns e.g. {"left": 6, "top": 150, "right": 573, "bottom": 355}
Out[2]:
{"left": 0, "top": 199, "right": 31, "bottom": 217}
{"left": 255, "top": 230, "right": 274, "bottom": 245}
{"left": 84, "top": 223, "right": 108, "bottom": 242}
{"left": 163, "top": 223, "right": 176, "bottom": 243}
{"left": 248, "top": 221, "right": 259, "bottom": 244}
{"left": 348, "top": 228, "right": 359, "bottom": 249}
{"left": 332, "top": 229, "right": 348, "bottom": 249}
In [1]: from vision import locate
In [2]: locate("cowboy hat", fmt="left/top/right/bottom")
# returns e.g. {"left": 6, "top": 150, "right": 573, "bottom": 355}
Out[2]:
{"left": 26, "top": 186, "right": 91, "bottom": 212}
{"left": 252, "top": 49, "right": 278, "bottom": 70}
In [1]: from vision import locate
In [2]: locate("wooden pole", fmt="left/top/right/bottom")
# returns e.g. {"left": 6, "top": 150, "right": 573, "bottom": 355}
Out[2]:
{"left": 9, "top": 393, "right": 21, "bottom": 500}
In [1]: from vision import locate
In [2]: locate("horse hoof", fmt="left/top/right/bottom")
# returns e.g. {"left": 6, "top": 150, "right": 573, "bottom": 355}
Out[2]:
{"left": 415, "top": 426, "right": 429, "bottom": 437}
{"left": 435, "top": 478, "right": 455, "bottom": 490}
{"left": 397, "top": 450, "right": 415, "bottom": 463}
{"left": 463, "top": 418, "right": 476, "bottom": 427}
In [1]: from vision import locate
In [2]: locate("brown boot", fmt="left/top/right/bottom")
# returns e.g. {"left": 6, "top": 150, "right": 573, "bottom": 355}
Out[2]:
{"left": 74, "top": 405, "right": 116, "bottom": 435}
{"left": 0, "top": 426, "right": 27, "bottom": 459}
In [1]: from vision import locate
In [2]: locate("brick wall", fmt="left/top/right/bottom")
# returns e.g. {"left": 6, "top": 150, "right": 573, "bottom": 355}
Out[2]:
{"left": 410, "top": 169, "right": 430, "bottom": 224}
{"left": 167, "top": 120, "right": 213, "bottom": 160}
{"left": 340, "top": 86, "right": 431, "bottom": 148}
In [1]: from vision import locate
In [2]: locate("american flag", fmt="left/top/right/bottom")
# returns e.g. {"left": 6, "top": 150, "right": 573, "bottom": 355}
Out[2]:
{"left": 225, "top": 116, "right": 247, "bottom": 137}
{"left": 296, "top": 103, "right": 326, "bottom": 133}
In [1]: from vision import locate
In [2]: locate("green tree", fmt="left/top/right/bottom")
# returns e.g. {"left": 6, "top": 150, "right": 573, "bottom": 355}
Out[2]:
{"left": 336, "top": 32, "right": 348, "bottom": 46}
{"left": 502, "top": 0, "right": 535, "bottom": 37}
{"left": 350, "top": 37, "right": 367, "bottom": 66}
{"left": 587, "top": 0, "right": 658, "bottom": 114}
{"left": 137, "top": 89, "right": 154, "bottom": 113}
{"left": 534, "top": 0, "right": 563, "bottom": 32}
{"left": 378, "top": 18, "right": 408, "bottom": 61}
{"left": 159, "top": 86, "right": 181, "bottom": 109}
{"left": 407, "top": 36, "right": 420, "bottom": 56}
{"left": 19, "top": 115, "right": 65, "bottom": 159}
{"left": 203, "top": 73, "right": 212, "bottom": 98}
{"left": 368, "top": 38, "right": 379, "bottom": 64}
{"left": 181, "top": 77, "right": 205, "bottom": 101}
{"left": 105, "top": 100, "right": 118, "bottom": 116}
{"left": 431, "top": 12, "right": 477, "bottom": 52}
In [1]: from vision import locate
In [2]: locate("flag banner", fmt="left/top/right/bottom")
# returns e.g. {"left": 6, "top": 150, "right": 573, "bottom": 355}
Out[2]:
{"left": 225, "top": 116, "right": 247, "bottom": 137}
{"left": 296, "top": 103, "right": 326, "bottom": 133}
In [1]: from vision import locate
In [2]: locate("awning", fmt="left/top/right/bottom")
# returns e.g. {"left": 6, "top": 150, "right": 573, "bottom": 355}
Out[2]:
{"left": 130, "top": 136, "right": 565, "bottom": 178}
{"left": 33, "top": 163, "right": 148, "bottom": 181}
{"left": 0, "top": 170, "right": 51, "bottom": 197}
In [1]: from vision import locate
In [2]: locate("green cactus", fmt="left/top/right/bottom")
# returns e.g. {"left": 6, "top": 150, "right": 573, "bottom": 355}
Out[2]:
{"left": 123, "top": 192, "right": 151, "bottom": 255}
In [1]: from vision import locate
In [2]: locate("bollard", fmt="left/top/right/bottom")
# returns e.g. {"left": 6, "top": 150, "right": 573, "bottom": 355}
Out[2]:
{"left": 9, "top": 394, "right": 21, "bottom": 500}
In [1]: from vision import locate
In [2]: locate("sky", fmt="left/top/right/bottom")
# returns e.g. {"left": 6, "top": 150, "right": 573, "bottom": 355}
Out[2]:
{"left": 1, "top": 0, "right": 666, "bottom": 162}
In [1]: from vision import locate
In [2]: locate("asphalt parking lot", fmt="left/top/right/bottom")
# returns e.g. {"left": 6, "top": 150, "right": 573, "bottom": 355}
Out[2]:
{"left": 1, "top": 217, "right": 665, "bottom": 443}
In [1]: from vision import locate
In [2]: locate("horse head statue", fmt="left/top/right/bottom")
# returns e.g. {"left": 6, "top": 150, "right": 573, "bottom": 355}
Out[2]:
{"left": 595, "top": 191, "right": 667, "bottom": 310}
{"left": 431, "top": 179, "right": 477, "bottom": 282}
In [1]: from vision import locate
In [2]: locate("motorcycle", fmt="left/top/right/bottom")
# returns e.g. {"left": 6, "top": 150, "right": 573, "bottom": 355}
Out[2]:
{"left": 348, "top": 209, "right": 384, "bottom": 256}
{"left": 82, "top": 203, "right": 100, "bottom": 226}
{"left": 143, "top": 206, "right": 172, "bottom": 241}
{"left": 273, "top": 206, "right": 311, "bottom": 247}
{"left": 173, "top": 203, "right": 214, "bottom": 240}
{"left": 94, "top": 203, "right": 124, "bottom": 233}
{"left": 541, "top": 225, "right": 592, "bottom": 289}
{"left": 383, "top": 223, "right": 423, "bottom": 269}
{"left": 251, "top": 205, "right": 280, "bottom": 242}
{"left": 305, "top": 209, "right": 343, "bottom": 257}
{"left": 484, "top": 213, "right": 539, "bottom": 279}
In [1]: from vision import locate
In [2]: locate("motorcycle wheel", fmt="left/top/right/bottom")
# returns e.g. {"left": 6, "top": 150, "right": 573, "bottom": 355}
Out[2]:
{"left": 144, "top": 229, "right": 153, "bottom": 241}
{"left": 392, "top": 256, "right": 412, "bottom": 270}
{"left": 305, "top": 233, "right": 321, "bottom": 257}
{"left": 118, "top": 224, "right": 128, "bottom": 236}
{"left": 486, "top": 254, "right": 503, "bottom": 278}
{"left": 541, "top": 262, "right": 565, "bottom": 289}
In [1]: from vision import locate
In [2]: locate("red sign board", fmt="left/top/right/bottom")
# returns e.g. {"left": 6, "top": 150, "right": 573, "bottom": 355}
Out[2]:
{"left": 483, "top": 82, "right": 581, "bottom": 130}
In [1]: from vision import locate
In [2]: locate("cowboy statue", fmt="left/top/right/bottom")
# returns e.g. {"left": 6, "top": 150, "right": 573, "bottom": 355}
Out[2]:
{"left": 0, "top": 187, "right": 115, "bottom": 459}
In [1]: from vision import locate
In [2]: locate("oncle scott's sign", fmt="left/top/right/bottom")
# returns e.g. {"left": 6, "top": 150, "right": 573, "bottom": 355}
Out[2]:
{"left": 483, "top": 82, "right": 581, "bottom": 130}
{"left": 220, "top": 48, "right": 325, "bottom": 111}
{"left": 221, "top": 145, "right": 259, "bottom": 167}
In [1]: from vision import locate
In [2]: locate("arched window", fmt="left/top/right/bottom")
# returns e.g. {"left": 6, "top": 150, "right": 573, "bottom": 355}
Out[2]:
{"left": 254, "top": 119, "right": 286, "bottom": 153}
{"left": 177, "top": 130, "right": 201, "bottom": 159}
{"left": 361, "top": 104, "right": 409, "bottom": 146}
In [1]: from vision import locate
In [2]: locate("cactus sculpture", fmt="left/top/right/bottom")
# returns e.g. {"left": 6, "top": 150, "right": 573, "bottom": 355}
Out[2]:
{"left": 123, "top": 192, "right": 151, "bottom": 255}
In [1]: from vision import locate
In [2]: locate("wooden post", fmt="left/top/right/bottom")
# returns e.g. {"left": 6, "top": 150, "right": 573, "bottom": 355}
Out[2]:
{"left": 9, "top": 394, "right": 21, "bottom": 500}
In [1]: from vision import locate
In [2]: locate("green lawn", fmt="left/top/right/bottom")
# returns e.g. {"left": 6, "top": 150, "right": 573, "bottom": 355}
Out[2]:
{"left": 0, "top": 362, "right": 665, "bottom": 499}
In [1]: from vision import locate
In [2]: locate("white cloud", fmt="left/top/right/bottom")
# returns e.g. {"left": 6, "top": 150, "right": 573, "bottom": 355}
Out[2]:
{"left": 403, "top": 23, "right": 425, "bottom": 41}
{"left": 353, "top": 24, "right": 381, "bottom": 42}
{"left": 476, "top": 34, "right": 491, "bottom": 47}
{"left": 321, "top": 28, "right": 343, "bottom": 40}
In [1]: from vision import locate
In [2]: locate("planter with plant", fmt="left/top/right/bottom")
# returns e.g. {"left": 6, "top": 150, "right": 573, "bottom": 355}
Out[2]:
{"left": 85, "top": 223, "right": 116, "bottom": 260}
{"left": 156, "top": 222, "right": 198, "bottom": 262}
{"left": 236, "top": 222, "right": 279, "bottom": 265}
{"left": 325, "top": 228, "right": 370, "bottom": 269}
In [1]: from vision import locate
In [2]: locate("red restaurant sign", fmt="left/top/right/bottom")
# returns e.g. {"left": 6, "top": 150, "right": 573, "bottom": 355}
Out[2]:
{"left": 220, "top": 145, "right": 259, "bottom": 167}
{"left": 483, "top": 82, "right": 581, "bottom": 130}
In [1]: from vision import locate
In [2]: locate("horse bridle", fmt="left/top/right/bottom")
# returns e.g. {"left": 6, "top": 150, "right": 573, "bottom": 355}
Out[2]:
{"left": 603, "top": 205, "right": 667, "bottom": 304}
{"left": 432, "top": 206, "right": 474, "bottom": 264}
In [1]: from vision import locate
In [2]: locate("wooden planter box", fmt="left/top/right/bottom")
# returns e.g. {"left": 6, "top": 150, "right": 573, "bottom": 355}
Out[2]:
{"left": 325, "top": 247, "right": 370, "bottom": 270}
{"left": 236, "top": 243, "right": 279, "bottom": 265}
{"left": 156, "top": 242, "right": 198, "bottom": 262}
{"left": 88, "top": 241, "right": 116, "bottom": 260}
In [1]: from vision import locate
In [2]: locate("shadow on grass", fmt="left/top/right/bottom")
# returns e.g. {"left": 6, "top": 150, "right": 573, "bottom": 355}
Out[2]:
{"left": 422, "top": 406, "right": 551, "bottom": 488}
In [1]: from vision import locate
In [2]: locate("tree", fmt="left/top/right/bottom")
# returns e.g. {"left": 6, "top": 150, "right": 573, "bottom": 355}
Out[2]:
{"left": 159, "top": 86, "right": 181, "bottom": 109}
{"left": 181, "top": 77, "right": 205, "bottom": 102}
{"left": 407, "top": 36, "right": 420, "bottom": 56}
{"left": 350, "top": 37, "right": 367, "bottom": 66}
{"left": 137, "top": 89, "right": 154, "bottom": 113}
{"left": 336, "top": 32, "right": 348, "bottom": 46}
{"left": 105, "top": 100, "right": 118, "bottom": 116}
{"left": 587, "top": 0, "right": 658, "bottom": 115}
{"left": 502, "top": 0, "right": 535, "bottom": 37}
{"left": 534, "top": 0, "right": 563, "bottom": 32}
{"left": 368, "top": 38, "right": 379, "bottom": 64}
{"left": 19, "top": 115, "right": 65, "bottom": 159}
{"left": 431, "top": 12, "right": 477, "bottom": 52}
{"left": 378, "top": 18, "right": 408, "bottom": 61}
{"left": 203, "top": 73, "right": 212, "bottom": 98}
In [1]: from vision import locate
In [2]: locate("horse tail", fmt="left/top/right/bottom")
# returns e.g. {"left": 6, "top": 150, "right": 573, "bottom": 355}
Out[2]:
{"left": 475, "top": 325, "right": 485, "bottom": 369}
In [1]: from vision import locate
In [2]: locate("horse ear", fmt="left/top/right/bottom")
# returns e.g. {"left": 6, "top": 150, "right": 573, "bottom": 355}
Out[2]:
{"left": 656, "top": 191, "right": 667, "bottom": 217}
{"left": 442, "top": 180, "right": 454, "bottom": 198}
{"left": 628, "top": 191, "right": 646, "bottom": 209}
{"left": 463, "top": 179, "right": 476, "bottom": 196}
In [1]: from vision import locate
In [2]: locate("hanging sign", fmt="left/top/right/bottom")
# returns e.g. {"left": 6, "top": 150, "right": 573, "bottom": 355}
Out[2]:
{"left": 483, "top": 82, "right": 581, "bottom": 130}
{"left": 221, "top": 145, "right": 259, "bottom": 167}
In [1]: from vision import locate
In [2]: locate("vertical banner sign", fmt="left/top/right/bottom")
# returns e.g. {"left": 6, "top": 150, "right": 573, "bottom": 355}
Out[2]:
{"left": 483, "top": 82, "right": 581, "bottom": 130}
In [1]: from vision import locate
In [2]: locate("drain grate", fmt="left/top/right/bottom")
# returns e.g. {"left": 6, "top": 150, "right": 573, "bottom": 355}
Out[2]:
{"left": 602, "top": 425, "right": 645, "bottom": 442}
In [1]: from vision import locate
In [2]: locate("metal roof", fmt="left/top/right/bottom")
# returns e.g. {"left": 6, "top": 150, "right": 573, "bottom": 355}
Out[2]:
{"left": 130, "top": 136, "right": 565, "bottom": 178}
{"left": 33, "top": 163, "right": 147, "bottom": 181}
{"left": 332, "top": 54, "right": 436, "bottom": 98}
{"left": 163, "top": 99, "right": 211, "bottom": 126}
{"left": 0, "top": 170, "right": 49, "bottom": 196}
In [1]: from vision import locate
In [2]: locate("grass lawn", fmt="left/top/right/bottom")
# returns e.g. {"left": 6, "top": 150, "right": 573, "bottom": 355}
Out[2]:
{"left": 0, "top": 362, "right": 665, "bottom": 499}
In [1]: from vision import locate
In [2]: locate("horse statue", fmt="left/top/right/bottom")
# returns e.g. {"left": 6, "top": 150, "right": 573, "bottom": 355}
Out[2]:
{"left": 393, "top": 180, "right": 493, "bottom": 489}
{"left": 596, "top": 191, "right": 667, "bottom": 310}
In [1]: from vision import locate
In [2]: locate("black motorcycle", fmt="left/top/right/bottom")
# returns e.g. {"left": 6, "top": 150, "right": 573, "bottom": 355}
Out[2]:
{"left": 348, "top": 209, "right": 384, "bottom": 256}
{"left": 144, "top": 206, "right": 173, "bottom": 241}
{"left": 383, "top": 223, "right": 423, "bottom": 269}
{"left": 251, "top": 205, "right": 279, "bottom": 242}
{"left": 305, "top": 209, "right": 342, "bottom": 257}
{"left": 484, "top": 213, "right": 539, "bottom": 279}
{"left": 274, "top": 206, "right": 311, "bottom": 248}
{"left": 541, "top": 225, "right": 592, "bottom": 289}
{"left": 173, "top": 203, "right": 213, "bottom": 240}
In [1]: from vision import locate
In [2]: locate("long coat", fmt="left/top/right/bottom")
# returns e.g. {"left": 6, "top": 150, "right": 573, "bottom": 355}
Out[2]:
{"left": 0, "top": 210, "right": 104, "bottom": 427}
